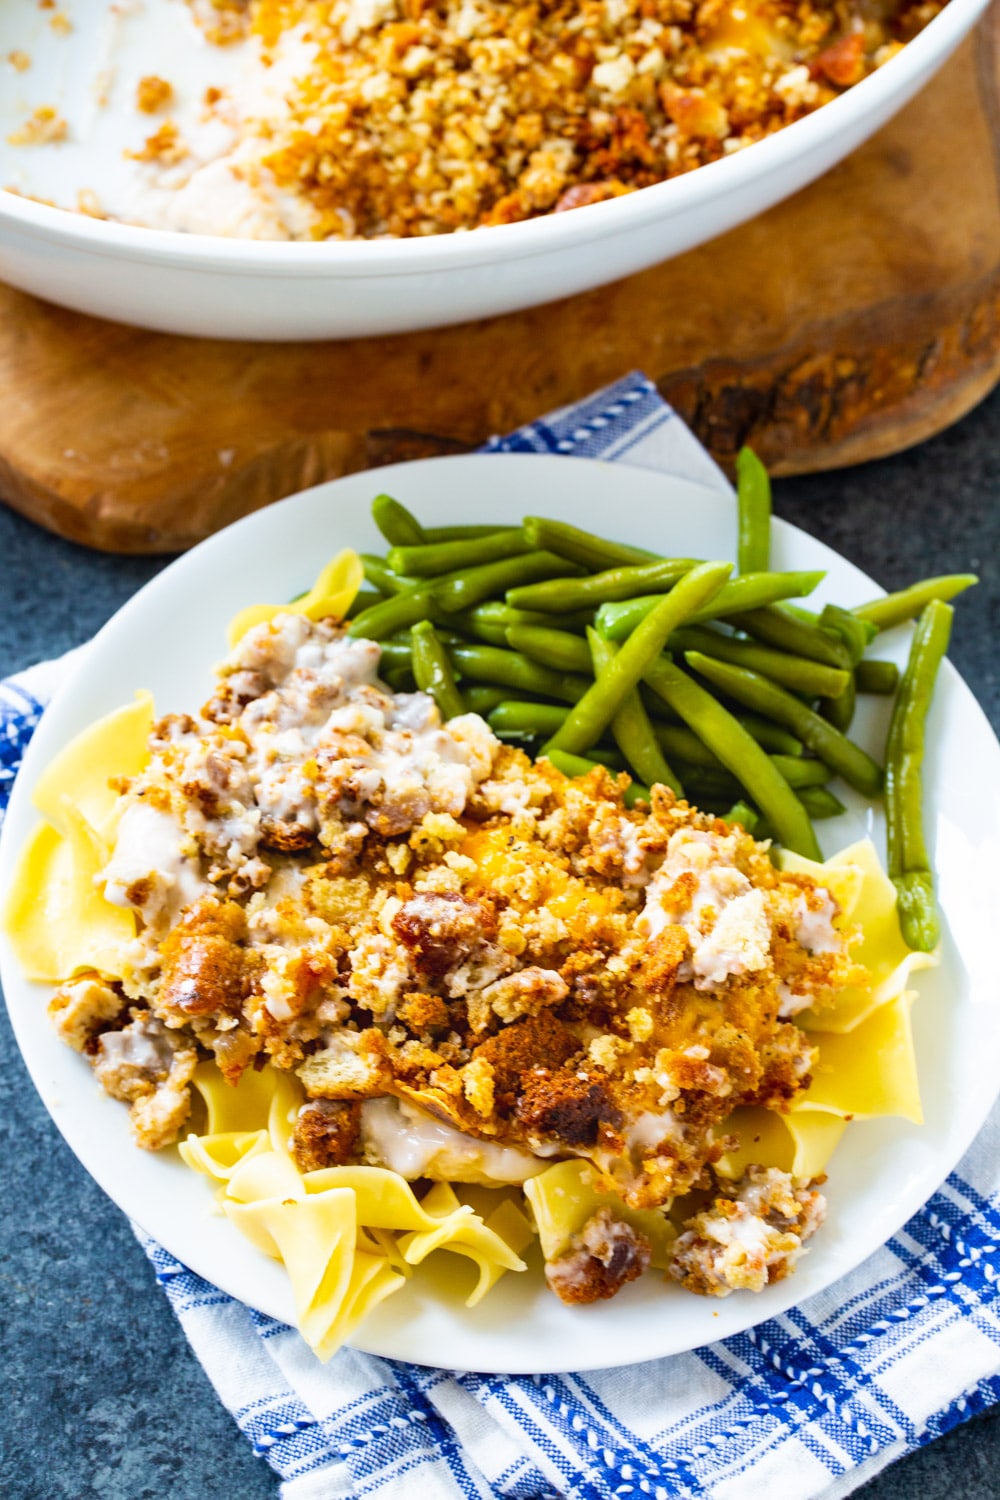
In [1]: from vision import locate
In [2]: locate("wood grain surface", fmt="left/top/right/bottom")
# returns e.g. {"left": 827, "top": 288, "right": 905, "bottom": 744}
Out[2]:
{"left": 1, "top": 2, "right": 998, "bottom": 554}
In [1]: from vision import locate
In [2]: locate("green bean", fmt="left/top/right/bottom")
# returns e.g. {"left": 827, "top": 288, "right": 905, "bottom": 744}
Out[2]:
{"left": 777, "top": 602, "right": 820, "bottom": 627}
{"left": 347, "top": 589, "right": 383, "bottom": 616}
{"left": 643, "top": 657, "right": 821, "bottom": 859}
{"left": 586, "top": 746, "right": 627, "bottom": 772}
{"left": 855, "top": 659, "right": 899, "bottom": 695}
{"left": 595, "top": 571, "right": 826, "bottom": 640}
{"left": 547, "top": 562, "right": 732, "bottom": 755}
{"left": 387, "top": 626, "right": 463, "bottom": 648}
{"left": 433, "top": 550, "right": 581, "bottom": 614}
{"left": 736, "top": 447, "right": 771, "bottom": 574}
{"left": 641, "top": 694, "right": 805, "bottom": 753}
{"left": 410, "top": 621, "right": 465, "bottom": 721}
{"left": 422, "top": 524, "right": 507, "bottom": 542}
{"left": 361, "top": 554, "right": 418, "bottom": 597}
{"left": 684, "top": 652, "right": 883, "bottom": 796}
{"left": 854, "top": 574, "right": 977, "bottom": 632}
{"left": 448, "top": 602, "right": 593, "bottom": 645}
{"left": 689, "top": 763, "right": 832, "bottom": 806}
{"left": 796, "top": 786, "right": 847, "bottom": 820}
{"left": 371, "top": 493, "right": 426, "bottom": 547}
{"left": 771, "top": 756, "right": 831, "bottom": 789}
{"left": 589, "top": 630, "right": 683, "bottom": 796}
{"left": 726, "top": 607, "right": 852, "bottom": 669}
{"left": 812, "top": 603, "right": 872, "bottom": 739}
{"left": 462, "top": 684, "right": 512, "bottom": 716}
{"left": 375, "top": 640, "right": 415, "bottom": 671}
{"left": 383, "top": 665, "right": 416, "bottom": 692}
{"left": 670, "top": 625, "right": 851, "bottom": 699}
{"left": 673, "top": 763, "right": 742, "bottom": 802}
{"left": 508, "top": 559, "right": 698, "bottom": 614}
{"left": 885, "top": 599, "right": 953, "bottom": 951}
{"left": 735, "top": 715, "right": 804, "bottom": 756}
{"left": 722, "top": 800, "right": 759, "bottom": 835}
{"left": 388, "top": 529, "right": 529, "bottom": 577}
{"left": 655, "top": 727, "right": 827, "bottom": 787}
{"left": 506, "top": 625, "right": 593, "bottom": 675}
{"left": 449, "top": 645, "right": 591, "bottom": 703}
{"left": 446, "top": 606, "right": 515, "bottom": 647}
{"left": 638, "top": 686, "right": 683, "bottom": 726}
{"left": 544, "top": 747, "right": 650, "bottom": 808}
{"left": 819, "top": 674, "right": 856, "bottom": 734}
{"left": 819, "top": 603, "right": 876, "bottom": 665}
{"left": 655, "top": 723, "right": 724, "bottom": 769}
{"left": 348, "top": 587, "right": 433, "bottom": 640}
{"left": 488, "top": 701, "right": 568, "bottom": 739}
{"left": 594, "top": 596, "right": 669, "bottom": 641}
{"left": 523, "top": 516, "right": 659, "bottom": 571}
{"left": 691, "top": 571, "right": 825, "bottom": 622}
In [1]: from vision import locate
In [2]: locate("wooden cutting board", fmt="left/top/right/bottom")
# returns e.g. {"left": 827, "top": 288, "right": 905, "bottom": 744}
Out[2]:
{"left": 2, "top": 2, "right": 998, "bottom": 554}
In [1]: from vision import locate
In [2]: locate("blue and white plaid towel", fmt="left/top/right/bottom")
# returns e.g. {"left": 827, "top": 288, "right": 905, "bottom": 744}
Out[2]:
{"left": 3, "top": 373, "right": 1000, "bottom": 1500}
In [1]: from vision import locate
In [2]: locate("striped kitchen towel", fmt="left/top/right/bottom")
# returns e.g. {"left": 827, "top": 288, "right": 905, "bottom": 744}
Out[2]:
{"left": 2, "top": 372, "right": 999, "bottom": 1500}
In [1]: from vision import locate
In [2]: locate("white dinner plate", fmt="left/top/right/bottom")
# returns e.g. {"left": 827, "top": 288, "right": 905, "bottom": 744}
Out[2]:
{"left": 2, "top": 453, "right": 999, "bottom": 1373}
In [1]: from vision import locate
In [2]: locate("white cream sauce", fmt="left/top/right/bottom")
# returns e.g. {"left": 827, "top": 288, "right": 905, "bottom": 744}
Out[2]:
{"left": 106, "top": 616, "right": 501, "bottom": 940}
{"left": 361, "top": 1097, "right": 546, "bottom": 1183}
{"left": 625, "top": 1109, "right": 684, "bottom": 1154}
{"left": 97, "top": 1017, "right": 175, "bottom": 1075}
{"left": 103, "top": 803, "right": 211, "bottom": 930}
{"left": 638, "top": 828, "right": 771, "bottom": 990}
{"left": 793, "top": 890, "right": 842, "bottom": 955}
{"left": 229, "top": 617, "right": 497, "bottom": 833}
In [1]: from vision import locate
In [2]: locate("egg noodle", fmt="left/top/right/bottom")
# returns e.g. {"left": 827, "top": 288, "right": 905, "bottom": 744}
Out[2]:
{"left": 3, "top": 550, "right": 937, "bottom": 1360}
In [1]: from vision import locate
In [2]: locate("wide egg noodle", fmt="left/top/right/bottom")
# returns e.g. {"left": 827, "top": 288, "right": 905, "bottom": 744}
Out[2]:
{"left": 178, "top": 1129, "right": 271, "bottom": 1182}
{"left": 359, "top": 1225, "right": 413, "bottom": 1276}
{"left": 2, "top": 694, "right": 156, "bottom": 981}
{"left": 523, "top": 1159, "right": 675, "bottom": 1268}
{"left": 190, "top": 1058, "right": 286, "bottom": 1136}
{"left": 800, "top": 989, "right": 922, "bottom": 1123}
{"left": 267, "top": 1069, "right": 307, "bottom": 1156}
{"left": 32, "top": 690, "right": 154, "bottom": 840}
{"left": 227, "top": 548, "right": 364, "bottom": 647}
{"left": 715, "top": 992, "right": 921, "bottom": 1184}
{"left": 305, "top": 1162, "right": 480, "bottom": 1231}
{"left": 181, "top": 1079, "right": 531, "bottom": 1353}
{"left": 306, "top": 1168, "right": 531, "bottom": 1306}
{"left": 780, "top": 838, "right": 938, "bottom": 1033}
{"left": 3, "top": 803, "right": 134, "bottom": 981}
{"left": 714, "top": 1106, "right": 847, "bottom": 1181}
{"left": 226, "top": 1181, "right": 382, "bottom": 1356}
{"left": 395, "top": 1180, "right": 530, "bottom": 1307}
{"left": 326, "top": 1252, "right": 409, "bottom": 1361}
{"left": 220, "top": 1149, "right": 405, "bottom": 1358}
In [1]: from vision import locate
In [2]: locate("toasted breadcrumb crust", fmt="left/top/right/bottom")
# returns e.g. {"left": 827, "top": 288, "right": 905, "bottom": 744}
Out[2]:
{"left": 136, "top": 75, "right": 175, "bottom": 114}
{"left": 172, "top": 0, "right": 943, "bottom": 238}
{"left": 545, "top": 1206, "right": 652, "bottom": 1303}
{"left": 6, "top": 105, "right": 67, "bottom": 146}
{"left": 50, "top": 615, "right": 863, "bottom": 1302}
{"left": 670, "top": 1164, "right": 826, "bottom": 1292}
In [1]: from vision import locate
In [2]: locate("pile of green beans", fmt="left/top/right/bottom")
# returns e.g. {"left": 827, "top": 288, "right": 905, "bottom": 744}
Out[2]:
{"left": 342, "top": 479, "right": 976, "bottom": 942}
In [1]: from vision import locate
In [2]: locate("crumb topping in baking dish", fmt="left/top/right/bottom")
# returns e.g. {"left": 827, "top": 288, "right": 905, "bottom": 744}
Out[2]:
{"left": 176, "top": 0, "right": 947, "bottom": 238}
{"left": 51, "top": 614, "right": 862, "bottom": 1234}
{"left": 5, "top": 0, "right": 948, "bottom": 238}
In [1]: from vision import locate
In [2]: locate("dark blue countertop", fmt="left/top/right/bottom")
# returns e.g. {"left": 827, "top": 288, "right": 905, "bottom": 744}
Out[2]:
{"left": 2, "top": 387, "right": 999, "bottom": 1499}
